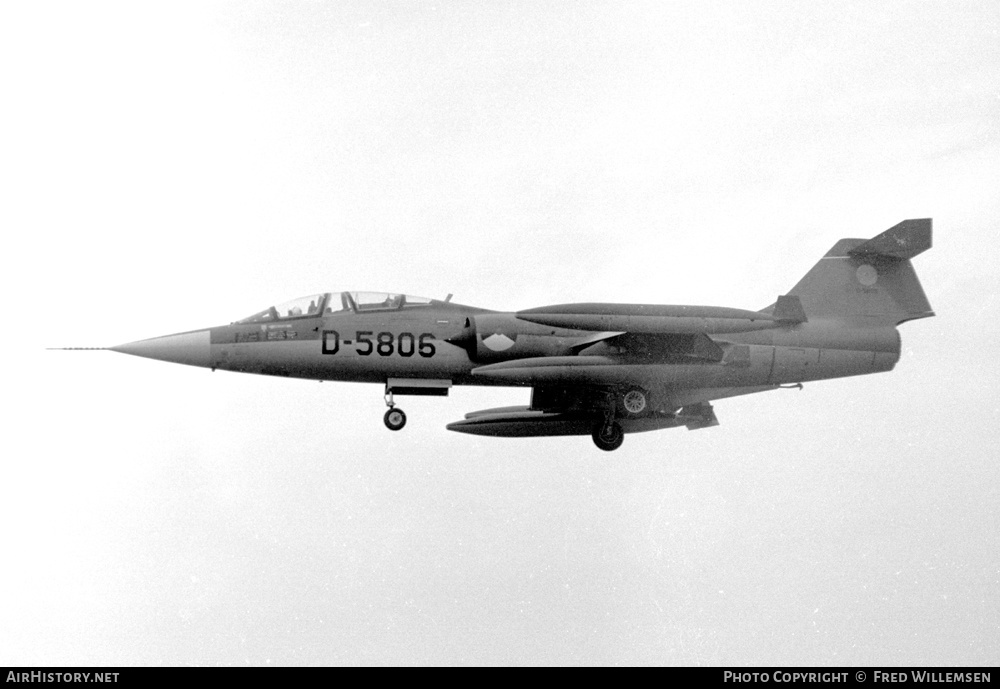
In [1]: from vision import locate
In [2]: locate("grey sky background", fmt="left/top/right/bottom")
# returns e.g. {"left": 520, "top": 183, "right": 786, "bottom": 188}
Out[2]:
{"left": 2, "top": 1, "right": 998, "bottom": 666}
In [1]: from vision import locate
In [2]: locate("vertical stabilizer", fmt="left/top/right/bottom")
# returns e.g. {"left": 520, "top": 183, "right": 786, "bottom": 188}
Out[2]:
{"left": 767, "top": 219, "right": 934, "bottom": 325}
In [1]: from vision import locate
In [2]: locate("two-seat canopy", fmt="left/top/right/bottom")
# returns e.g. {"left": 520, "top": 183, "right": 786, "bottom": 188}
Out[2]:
{"left": 237, "top": 292, "right": 436, "bottom": 324}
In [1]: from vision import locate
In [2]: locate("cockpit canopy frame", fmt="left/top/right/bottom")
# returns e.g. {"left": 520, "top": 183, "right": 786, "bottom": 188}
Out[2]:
{"left": 236, "top": 292, "right": 438, "bottom": 324}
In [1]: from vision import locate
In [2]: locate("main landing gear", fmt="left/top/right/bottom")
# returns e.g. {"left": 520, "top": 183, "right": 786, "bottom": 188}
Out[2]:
{"left": 590, "top": 389, "right": 628, "bottom": 451}
{"left": 592, "top": 421, "right": 624, "bottom": 451}
{"left": 588, "top": 386, "right": 651, "bottom": 450}
{"left": 383, "top": 391, "right": 406, "bottom": 431}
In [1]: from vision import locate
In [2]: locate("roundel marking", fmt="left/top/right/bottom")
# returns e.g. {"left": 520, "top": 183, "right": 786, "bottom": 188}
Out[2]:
{"left": 856, "top": 264, "right": 878, "bottom": 287}
{"left": 482, "top": 333, "right": 516, "bottom": 351}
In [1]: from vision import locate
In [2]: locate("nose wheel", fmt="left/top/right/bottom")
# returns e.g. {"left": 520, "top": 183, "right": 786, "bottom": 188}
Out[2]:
{"left": 384, "top": 407, "right": 407, "bottom": 431}
{"left": 383, "top": 390, "right": 406, "bottom": 431}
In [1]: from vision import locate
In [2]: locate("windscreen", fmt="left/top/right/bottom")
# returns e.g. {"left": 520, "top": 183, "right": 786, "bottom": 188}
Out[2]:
{"left": 237, "top": 293, "right": 328, "bottom": 323}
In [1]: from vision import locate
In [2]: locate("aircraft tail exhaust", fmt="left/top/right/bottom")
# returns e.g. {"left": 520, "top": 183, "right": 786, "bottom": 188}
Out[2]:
{"left": 765, "top": 219, "right": 934, "bottom": 325}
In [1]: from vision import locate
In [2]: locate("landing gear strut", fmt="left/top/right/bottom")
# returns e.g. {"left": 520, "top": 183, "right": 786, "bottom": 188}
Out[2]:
{"left": 383, "top": 391, "right": 406, "bottom": 431}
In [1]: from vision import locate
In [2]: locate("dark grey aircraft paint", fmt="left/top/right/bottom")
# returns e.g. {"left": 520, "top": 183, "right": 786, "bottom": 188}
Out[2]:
{"left": 103, "top": 220, "right": 933, "bottom": 451}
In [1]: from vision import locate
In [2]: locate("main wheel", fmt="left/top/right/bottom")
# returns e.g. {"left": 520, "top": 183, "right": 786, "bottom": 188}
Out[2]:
{"left": 384, "top": 408, "right": 407, "bottom": 431}
{"left": 592, "top": 421, "right": 624, "bottom": 451}
{"left": 620, "top": 387, "right": 648, "bottom": 418}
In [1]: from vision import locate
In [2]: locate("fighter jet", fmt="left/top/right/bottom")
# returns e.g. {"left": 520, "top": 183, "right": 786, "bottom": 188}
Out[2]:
{"left": 84, "top": 219, "right": 933, "bottom": 451}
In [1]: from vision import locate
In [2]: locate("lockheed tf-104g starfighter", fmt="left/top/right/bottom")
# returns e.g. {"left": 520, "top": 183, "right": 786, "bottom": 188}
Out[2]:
{"left": 82, "top": 219, "right": 933, "bottom": 451}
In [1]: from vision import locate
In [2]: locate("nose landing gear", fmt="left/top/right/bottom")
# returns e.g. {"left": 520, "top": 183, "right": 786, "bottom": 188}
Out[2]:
{"left": 383, "top": 391, "right": 406, "bottom": 431}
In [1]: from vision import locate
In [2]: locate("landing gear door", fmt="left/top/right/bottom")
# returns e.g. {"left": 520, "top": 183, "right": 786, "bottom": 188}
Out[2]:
{"left": 385, "top": 378, "right": 452, "bottom": 397}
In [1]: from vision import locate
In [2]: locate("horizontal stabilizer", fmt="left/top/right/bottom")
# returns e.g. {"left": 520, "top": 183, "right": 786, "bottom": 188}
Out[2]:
{"left": 848, "top": 218, "right": 932, "bottom": 260}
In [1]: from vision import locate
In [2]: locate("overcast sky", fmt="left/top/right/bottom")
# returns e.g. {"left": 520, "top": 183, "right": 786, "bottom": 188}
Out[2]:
{"left": 2, "top": 1, "right": 998, "bottom": 666}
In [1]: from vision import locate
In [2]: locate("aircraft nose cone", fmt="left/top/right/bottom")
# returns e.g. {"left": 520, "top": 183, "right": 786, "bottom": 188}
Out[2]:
{"left": 110, "top": 329, "right": 211, "bottom": 368}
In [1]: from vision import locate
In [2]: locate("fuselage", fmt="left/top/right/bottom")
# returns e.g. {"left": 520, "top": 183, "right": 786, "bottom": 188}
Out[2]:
{"left": 115, "top": 292, "right": 901, "bottom": 411}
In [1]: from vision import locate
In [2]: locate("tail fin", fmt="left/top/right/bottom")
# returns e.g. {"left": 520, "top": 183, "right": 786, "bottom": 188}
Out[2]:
{"left": 766, "top": 219, "right": 935, "bottom": 325}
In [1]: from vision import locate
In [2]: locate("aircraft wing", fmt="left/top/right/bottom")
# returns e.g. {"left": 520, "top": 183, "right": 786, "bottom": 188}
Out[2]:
{"left": 472, "top": 309, "right": 732, "bottom": 382}
{"left": 590, "top": 331, "right": 726, "bottom": 361}
{"left": 471, "top": 330, "right": 726, "bottom": 383}
{"left": 515, "top": 302, "right": 785, "bottom": 365}
{"left": 465, "top": 302, "right": 764, "bottom": 387}
{"left": 458, "top": 303, "right": 779, "bottom": 437}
